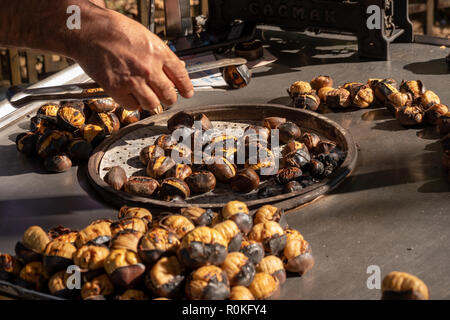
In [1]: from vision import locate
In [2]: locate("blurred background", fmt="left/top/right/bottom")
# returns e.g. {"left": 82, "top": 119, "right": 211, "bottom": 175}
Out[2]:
{"left": 0, "top": 0, "right": 448, "bottom": 89}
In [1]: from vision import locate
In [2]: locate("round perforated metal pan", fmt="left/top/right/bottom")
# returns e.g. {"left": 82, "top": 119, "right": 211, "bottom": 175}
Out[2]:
{"left": 87, "top": 104, "right": 357, "bottom": 211}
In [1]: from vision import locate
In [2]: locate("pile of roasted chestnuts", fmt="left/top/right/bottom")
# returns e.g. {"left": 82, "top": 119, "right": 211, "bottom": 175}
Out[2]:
{"left": 103, "top": 111, "right": 345, "bottom": 201}
{"left": 0, "top": 201, "right": 314, "bottom": 300}
{"left": 381, "top": 271, "right": 429, "bottom": 300}
{"left": 15, "top": 91, "right": 162, "bottom": 173}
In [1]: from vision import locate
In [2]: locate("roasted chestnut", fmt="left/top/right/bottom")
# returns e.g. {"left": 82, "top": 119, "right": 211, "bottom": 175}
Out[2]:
{"left": 146, "top": 156, "right": 176, "bottom": 179}
{"left": 293, "top": 94, "right": 320, "bottom": 111}
{"left": 48, "top": 270, "right": 79, "bottom": 298}
{"left": 400, "top": 80, "right": 425, "bottom": 100}
{"left": 124, "top": 176, "right": 160, "bottom": 197}
{"left": 30, "top": 116, "right": 52, "bottom": 134}
{"left": 420, "top": 90, "right": 440, "bottom": 109}
{"left": 304, "top": 159, "right": 325, "bottom": 178}
{"left": 36, "top": 130, "right": 69, "bottom": 158}
{"left": 374, "top": 80, "right": 398, "bottom": 103}
{"left": 213, "top": 220, "right": 243, "bottom": 252}
{"left": 164, "top": 143, "right": 192, "bottom": 161}
{"left": 81, "top": 274, "right": 115, "bottom": 300}
{"left": 221, "top": 252, "right": 255, "bottom": 286}
{"left": 275, "top": 167, "right": 302, "bottom": 185}
{"left": 75, "top": 220, "right": 112, "bottom": 248}
{"left": 0, "top": 253, "right": 21, "bottom": 281}
{"left": 48, "top": 227, "right": 77, "bottom": 243}
{"left": 138, "top": 228, "right": 180, "bottom": 265}
{"left": 110, "top": 217, "right": 148, "bottom": 236}
{"left": 437, "top": 113, "right": 450, "bottom": 135}
{"left": 325, "top": 88, "right": 351, "bottom": 108}
{"left": 283, "top": 149, "right": 311, "bottom": 168}
{"left": 86, "top": 90, "right": 119, "bottom": 113}
{"left": 56, "top": 103, "right": 85, "bottom": 131}
{"left": 300, "top": 132, "right": 320, "bottom": 152}
{"left": 284, "top": 180, "right": 303, "bottom": 193}
{"left": 248, "top": 221, "right": 287, "bottom": 256}
{"left": 167, "top": 111, "right": 194, "bottom": 132}
{"left": 118, "top": 207, "right": 152, "bottom": 225}
{"left": 244, "top": 125, "right": 270, "bottom": 143}
{"left": 257, "top": 255, "right": 286, "bottom": 284}
{"left": 381, "top": 271, "right": 429, "bottom": 300}
{"left": 160, "top": 178, "right": 190, "bottom": 201}
{"left": 68, "top": 138, "right": 92, "bottom": 162}
{"left": 310, "top": 75, "right": 333, "bottom": 91}
{"left": 288, "top": 81, "right": 312, "bottom": 98}
{"left": 145, "top": 256, "right": 185, "bottom": 298}
{"left": 185, "top": 265, "right": 230, "bottom": 300}
{"left": 180, "top": 207, "right": 220, "bottom": 227}
{"left": 194, "top": 113, "right": 213, "bottom": 131}
{"left": 115, "top": 107, "right": 140, "bottom": 125}
{"left": 208, "top": 156, "right": 237, "bottom": 182}
{"left": 395, "top": 105, "right": 424, "bottom": 127}
{"left": 110, "top": 229, "right": 143, "bottom": 253}
{"left": 118, "top": 289, "right": 149, "bottom": 300}
{"left": 102, "top": 166, "right": 127, "bottom": 191}
{"left": 317, "top": 86, "right": 334, "bottom": 102}
{"left": 222, "top": 64, "right": 251, "bottom": 89}
{"left": 82, "top": 124, "right": 106, "bottom": 147}
{"left": 73, "top": 244, "right": 110, "bottom": 275}
{"left": 139, "top": 145, "right": 165, "bottom": 166}
{"left": 248, "top": 272, "right": 280, "bottom": 300}
{"left": 254, "top": 205, "right": 287, "bottom": 229}
{"left": 278, "top": 122, "right": 301, "bottom": 144}
{"left": 282, "top": 238, "right": 314, "bottom": 275}
{"left": 231, "top": 168, "right": 260, "bottom": 193}
{"left": 240, "top": 240, "right": 264, "bottom": 265}
{"left": 185, "top": 170, "right": 216, "bottom": 194}
{"left": 178, "top": 226, "right": 228, "bottom": 269}
{"left": 158, "top": 215, "right": 195, "bottom": 239}
{"left": 262, "top": 117, "right": 286, "bottom": 130}
{"left": 18, "top": 261, "right": 48, "bottom": 291}
{"left": 43, "top": 240, "right": 77, "bottom": 274}
{"left": 348, "top": 84, "right": 374, "bottom": 108}
{"left": 425, "top": 104, "right": 448, "bottom": 125}
{"left": 281, "top": 141, "right": 307, "bottom": 158}
{"left": 16, "top": 132, "right": 39, "bottom": 156}
{"left": 104, "top": 248, "right": 146, "bottom": 288}
{"left": 285, "top": 228, "right": 304, "bottom": 241}
{"left": 15, "top": 226, "right": 50, "bottom": 264}
{"left": 155, "top": 134, "right": 178, "bottom": 149}
{"left": 91, "top": 112, "right": 120, "bottom": 135}
{"left": 37, "top": 103, "right": 60, "bottom": 117}
{"left": 222, "top": 200, "right": 253, "bottom": 234}
{"left": 229, "top": 285, "right": 255, "bottom": 300}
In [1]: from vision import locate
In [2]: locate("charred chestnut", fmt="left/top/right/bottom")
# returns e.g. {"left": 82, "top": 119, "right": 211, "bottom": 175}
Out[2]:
{"left": 68, "top": 138, "right": 92, "bottom": 162}
{"left": 178, "top": 226, "right": 228, "bottom": 268}
{"left": 124, "top": 176, "right": 160, "bottom": 197}
{"left": 325, "top": 88, "right": 351, "bottom": 108}
{"left": 104, "top": 248, "right": 146, "bottom": 288}
{"left": 381, "top": 271, "right": 429, "bottom": 300}
{"left": 180, "top": 207, "right": 220, "bottom": 227}
{"left": 248, "top": 272, "right": 280, "bottom": 300}
{"left": 30, "top": 116, "right": 52, "bottom": 134}
{"left": 81, "top": 273, "right": 115, "bottom": 300}
{"left": 194, "top": 113, "right": 213, "bottom": 131}
{"left": 158, "top": 215, "right": 195, "bottom": 239}
{"left": 48, "top": 270, "right": 79, "bottom": 298}
{"left": 374, "top": 81, "right": 398, "bottom": 104}
{"left": 395, "top": 105, "right": 424, "bottom": 127}
{"left": 240, "top": 240, "right": 265, "bottom": 265}
{"left": 262, "top": 117, "right": 286, "bottom": 130}
{"left": 282, "top": 238, "right": 314, "bottom": 275}
{"left": 425, "top": 104, "right": 448, "bottom": 125}
{"left": 283, "top": 149, "right": 311, "bottom": 168}
{"left": 288, "top": 81, "right": 312, "bottom": 98}
{"left": 139, "top": 145, "right": 165, "bottom": 166}
{"left": 222, "top": 64, "right": 251, "bottom": 89}
{"left": 231, "top": 168, "right": 260, "bottom": 193}
{"left": 145, "top": 256, "right": 185, "bottom": 298}
{"left": 155, "top": 134, "right": 178, "bottom": 149}
{"left": 115, "top": 107, "right": 140, "bottom": 125}
{"left": 278, "top": 122, "right": 301, "bottom": 144}
{"left": 420, "top": 90, "right": 440, "bottom": 109}
{"left": 248, "top": 221, "right": 287, "bottom": 256}
{"left": 159, "top": 178, "right": 190, "bottom": 201}
{"left": 400, "top": 80, "right": 426, "bottom": 100}
{"left": 16, "top": 132, "right": 39, "bottom": 156}
{"left": 15, "top": 226, "right": 50, "bottom": 264}
{"left": 43, "top": 240, "right": 77, "bottom": 274}
{"left": 147, "top": 156, "right": 176, "bottom": 179}
{"left": 75, "top": 220, "right": 112, "bottom": 248}
{"left": 310, "top": 75, "right": 333, "bottom": 91}
{"left": 221, "top": 252, "right": 255, "bottom": 286}
{"left": 42, "top": 152, "right": 72, "bottom": 173}
{"left": 0, "top": 253, "right": 21, "bottom": 281}
{"left": 184, "top": 171, "right": 216, "bottom": 194}
{"left": 275, "top": 167, "right": 302, "bottom": 185}
{"left": 208, "top": 157, "right": 236, "bottom": 182}
{"left": 257, "top": 255, "right": 286, "bottom": 284}
{"left": 56, "top": 103, "right": 85, "bottom": 131}
{"left": 167, "top": 111, "right": 194, "bottom": 132}
{"left": 37, "top": 103, "right": 60, "bottom": 117}
{"left": 254, "top": 205, "right": 287, "bottom": 229}
{"left": 229, "top": 285, "right": 255, "bottom": 300}
{"left": 293, "top": 94, "right": 320, "bottom": 111}
{"left": 82, "top": 124, "right": 106, "bottom": 147}
{"left": 18, "top": 261, "right": 48, "bottom": 291}
{"left": 438, "top": 113, "right": 450, "bottom": 135}
{"left": 222, "top": 200, "right": 253, "bottom": 234}
{"left": 36, "top": 130, "right": 68, "bottom": 159}
{"left": 213, "top": 220, "right": 243, "bottom": 252}
{"left": 91, "top": 112, "right": 120, "bottom": 135}
{"left": 304, "top": 159, "right": 325, "bottom": 177}
{"left": 185, "top": 265, "right": 230, "bottom": 300}
{"left": 118, "top": 289, "right": 149, "bottom": 300}
{"left": 284, "top": 180, "right": 303, "bottom": 193}
{"left": 138, "top": 228, "right": 180, "bottom": 265}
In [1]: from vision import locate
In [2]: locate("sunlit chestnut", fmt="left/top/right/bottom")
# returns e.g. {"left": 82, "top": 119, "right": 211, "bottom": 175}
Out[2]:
{"left": 115, "top": 107, "right": 140, "bottom": 125}
{"left": 178, "top": 226, "right": 228, "bottom": 268}
{"left": 164, "top": 163, "right": 192, "bottom": 180}
{"left": 239, "top": 240, "right": 264, "bottom": 265}
{"left": 231, "top": 168, "right": 260, "bottom": 193}
{"left": 139, "top": 145, "right": 164, "bottom": 166}
{"left": 138, "top": 228, "right": 180, "bottom": 265}
{"left": 400, "top": 80, "right": 426, "bottom": 100}
{"left": 104, "top": 248, "right": 146, "bottom": 288}
{"left": 15, "top": 226, "right": 50, "bottom": 264}
{"left": 110, "top": 218, "right": 147, "bottom": 236}
{"left": 310, "top": 75, "right": 333, "bottom": 91}
{"left": 48, "top": 270, "right": 79, "bottom": 298}
{"left": 167, "top": 111, "right": 194, "bottom": 132}
{"left": 248, "top": 272, "right": 280, "bottom": 300}
{"left": 374, "top": 80, "right": 398, "bottom": 103}
{"left": 221, "top": 252, "right": 255, "bottom": 287}
{"left": 158, "top": 215, "right": 195, "bottom": 239}
{"left": 124, "top": 176, "right": 160, "bottom": 197}
{"left": 425, "top": 104, "right": 448, "bottom": 125}
{"left": 30, "top": 116, "right": 52, "bottom": 135}
{"left": 82, "top": 124, "right": 106, "bottom": 147}
{"left": 145, "top": 256, "right": 185, "bottom": 298}
{"left": 90, "top": 112, "right": 120, "bottom": 135}
{"left": 118, "top": 206, "right": 152, "bottom": 225}
{"left": 213, "top": 220, "right": 243, "bottom": 252}
{"left": 16, "top": 132, "right": 39, "bottom": 156}
{"left": 349, "top": 84, "right": 374, "bottom": 108}
{"left": 185, "top": 265, "right": 230, "bottom": 300}
{"left": 248, "top": 221, "right": 287, "bottom": 256}
{"left": 43, "top": 240, "right": 77, "bottom": 274}
{"left": 75, "top": 220, "right": 112, "bottom": 248}
{"left": 103, "top": 166, "right": 127, "bottom": 190}
{"left": 164, "top": 143, "right": 192, "bottom": 161}
{"left": 147, "top": 156, "right": 176, "bottom": 179}
{"left": 36, "top": 130, "right": 68, "bottom": 159}
{"left": 85, "top": 89, "right": 119, "bottom": 112}
{"left": 159, "top": 178, "right": 190, "bottom": 201}
{"left": 282, "top": 238, "right": 314, "bottom": 275}
{"left": 180, "top": 207, "right": 220, "bottom": 227}
{"left": 262, "top": 117, "right": 286, "bottom": 130}
{"left": 317, "top": 86, "right": 334, "bottom": 102}
{"left": 155, "top": 134, "right": 178, "bottom": 149}
{"left": 222, "top": 64, "right": 251, "bottom": 89}
{"left": 281, "top": 141, "right": 308, "bottom": 157}
{"left": 293, "top": 93, "right": 320, "bottom": 111}
{"left": 222, "top": 200, "right": 253, "bottom": 234}
{"left": 288, "top": 81, "right": 312, "bottom": 98}
{"left": 278, "top": 122, "right": 301, "bottom": 144}
{"left": 254, "top": 205, "right": 287, "bottom": 229}
{"left": 381, "top": 271, "right": 429, "bottom": 300}
{"left": 420, "top": 90, "right": 440, "bottom": 109}
{"left": 56, "top": 103, "right": 85, "bottom": 132}
{"left": 37, "top": 103, "right": 60, "bottom": 117}
{"left": 325, "top": 88, "right": 351, "bottom": 108}
{"left": 73, "top": 244, "right": 110, "bottom": 281}
{"left": 17, "top": 261, "right": 48, "bottom": 291}
{"left": 395, "top": 105, "right": 424, "bottom": 127}
{"left": 257, "top": 255, "right": 286, "bottom": 284}
{"left": 285, "top": 228, "right": 304, "bottom": 242}
{"left": 109, "top": 229, "right": 143, "bottom": 254}
{"left": 229, "top": 285, "right": 255, "bottom": 300}
{"left": 81, "top": 274, "right": 115, "bottom": 300}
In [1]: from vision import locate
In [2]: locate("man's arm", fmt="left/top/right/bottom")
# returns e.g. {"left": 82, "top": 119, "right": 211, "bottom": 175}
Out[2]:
{"left": 90, "top": 0, "right": 106, "bottom": 7}
{"left": 0, "top": 0, "right": 193, "bottom": 111}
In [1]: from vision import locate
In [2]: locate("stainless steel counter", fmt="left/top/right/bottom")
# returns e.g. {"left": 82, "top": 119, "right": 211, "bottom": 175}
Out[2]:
{"left": 0, "top": 30, "right": 449, "bottom": 299}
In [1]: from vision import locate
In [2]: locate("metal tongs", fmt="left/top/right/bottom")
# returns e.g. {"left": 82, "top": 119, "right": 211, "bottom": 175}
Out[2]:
{"left": 6, "top": 58, "right": 249, "bottom": 107}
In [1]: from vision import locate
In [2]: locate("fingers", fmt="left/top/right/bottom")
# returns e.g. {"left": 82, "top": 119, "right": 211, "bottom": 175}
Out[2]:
{"left": 163, "top": 59, "right": 194, "bottom": 99}
{"left": 147, "top": 72, "right": 178, "bottom": 106}
{"left": 130, "top": 81, "right": 161, "bottom": 112}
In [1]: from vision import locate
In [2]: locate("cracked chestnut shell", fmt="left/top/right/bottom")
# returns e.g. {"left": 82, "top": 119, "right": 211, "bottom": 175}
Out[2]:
{"left": 115, "top": 107, "right": 140, "bottom": 125}
{"left": 348, "top": 84, "right": 374, "bottom": 108}
{"left": 285, "top": 228, "right": 304, "bottom": 241}
{"left": 240, "top": 240, "right": 265, "bottom": 265}
{"left": 90, "top": 112, "right": 121, "bottom": 135}
{"left": 82, "top": 124, "right": 106, "bottom": 147}
{"left": 110, "top": 217, "right": 148, "bottom": 235}
{"left": 16, "top": 132, "right": 39, "bottom": 156}
{"left": 374, "top": 81, "right": 398, "bottom": 104}
{"left": 164, "top": 143, "right": 192, "bottom": 161}
{"left": 288, "top": 81, "right": 312, "bottom": 98}
{"left": 18, "top": 261, "right": 48, "bottom": 291}
{"left": 262, "top": 117, "right": 286, "bottom": 130}
{"left": 56, "top": 103, "right": 85, "bottom": 132}
{"left": 180, "top": 207, "right": 220, "bottom": 227}
{"left": 118, "top": 206, "right": 152, "bottom": 225}
{"left": 73, "top": 244, "right": 110, "bottom": 271}
{"left": 155, "top": 134, "right": 178, "bottom": 149}
{"left": 420, "top": 90, "right": 440, "bottom": 109}
{"left": 248, "top": 221, "right": 287, "bottom": 256}
{"left": 30, "top": 116, "right": 52, "bottom": 135}
{"left": 395, "top": 105, "right": 424, "bottom": 127}
{"left": 68, "top": 138, "right": 92, "bottom": 162}
{"left": 37, "top": 103, "right": 60, "bottom": 117}
{"left": 15, "top": 226, "right": 50, "bottom": 264}
{"left": 310, "top": 75, "right": 333, "bottom": 91}
{"left": 284, "top": 180, "right": 303, "bottom": 193}
{"left": 282, "top": 141, "right": 308, "bottom": 158}
{"left": 257, "top": 255, "right": 286, "bottom": 284}
{"left": 231, "top": 168, "right": 260, "bottom": 193}
{"left": 222, "top": 200, "right": 253, "bottom": 234}
{"left": 222, "top": 64, "right": 251, "bottom": 89}
{"left": 275, "top": 167, "right": 302, "bottom": 185}
{"left": 317, "top": 86, "right": 334, "bottom": 102}
{"left": 48, "top": 270, "right": 79, "bottom": 298}
{"left": 282, "top": 238, "right": 314, "bottom": 275}
{"left": 43, "top": 240, "right": 77, "bottom": 274}
{"left": 145, "top": 256, "right": 185, "bottom": 298}
{"left": 104, "top": 248, "right": 146, "bottom": 288}
{"left": 75, "top": 220, "right": 112, "bottom": 248}
{"left": 104, "top": 166, "right": 127, "bottom": 190}
{"left": 283, "top": 149, "right": 311, "bottom": 168}
{"left": 178, "top": 226, "right": 228, "bottom": 269}
{"left": 243, "top": 125, "right": 270, "bottom": 144}
{"left": 230, "top": 285, "right": 255, "bottom": 300}
{"left": 185, "top": 265, "right": 230, "bottom": 300}
{"left": 254, "top": 205, "right": 288, "bottom": 229}
{"left": 248, "top": 272, "right": 280, "bottom": 300}
{"left": 185, "top": 170, "right": 216, "bottom": 194}
{"left": 0, "top": 253, "right": 21, "bottom": 281}
{"left": 213, "top": 220, "right": 243, "bottom": 252}
{"left": 208, "top": 157, "right": 236, "bottom": 183}
{"left": 425, "top": 104, "right": 448, "bottom": 125}
{"left": 160, "top": 177, "right": 190, "bottom": 201}
{"left": 221, "top": 252, "right": 255, "bottom": 287}
{"left": 147, "top": 156, "right": 176, "bottom": 179}
{"left": 167, "top": 111, "right": 194, "bottom": 132}
{"left": 81, "top": 274, "right": 115, "bottom": 300}
{"left": 43, "top": 153, "right": 72, "bottom": 173}
{"left": 124, "top": 176, "right": 160, "bottom": 197}
{"left": 110, "top": 229, "right": 143, "bottom": 253}
{"left": 138, "top": 227, "right": 180, "bottom": 265}
{"left": 194, "top": 113, "right": 213, "bottom": 131}
{"left": 278, "top": 122, "right": 301, "bottom": 144}
{"left": 400, "top": 80, "right": 426, "bottom": 100}
{"left": 158, "top": 215, "right": 195, "bottom": 239}
{"left": 118, "top": 289, "right": 149, "bottom": 300}
{"left": 86, "top": 89, "right": 119, "bottom": 112}
{"left": 293, "top": 94, "right": 320, "bottom": 111}
{"left": 36, "top": 130, "right": 69, "bottom": 159}
{"left": 381, "top": 271, "right": 429, "bottom": 300}
{"left": 139, "top": 145, "right": 165, "bottom": 166}
{"left": 325, "top": 88, "right": 351, "bottom": 108}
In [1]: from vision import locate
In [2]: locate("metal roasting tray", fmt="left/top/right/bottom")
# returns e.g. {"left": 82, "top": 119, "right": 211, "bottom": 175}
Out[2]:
{"left": 87, "top": 104, "right": 358, "bottom": 211}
